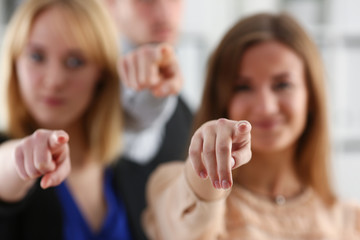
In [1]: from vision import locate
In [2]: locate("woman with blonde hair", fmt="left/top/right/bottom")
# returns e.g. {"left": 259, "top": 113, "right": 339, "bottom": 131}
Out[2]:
{"left": 0, "top": 0, "right": 132, "bottom": 239}
{"left": 143, "top": 13, "right": 360, "bottom": 239}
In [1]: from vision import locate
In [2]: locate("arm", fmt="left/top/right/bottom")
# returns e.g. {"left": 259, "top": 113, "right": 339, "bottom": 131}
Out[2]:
{"left": 0, "top": 129, "right": 71, "bottom": 202}
{"left": 120, "top": 43, "right": 185, "bottom": 162}
{"left": 143, "top": 119, "right": 252, "bottom": 240}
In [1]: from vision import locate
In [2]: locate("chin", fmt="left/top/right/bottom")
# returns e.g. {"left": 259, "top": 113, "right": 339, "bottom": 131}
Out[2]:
{"left": 35, "top": 117, "right": 68, "bottom": 130}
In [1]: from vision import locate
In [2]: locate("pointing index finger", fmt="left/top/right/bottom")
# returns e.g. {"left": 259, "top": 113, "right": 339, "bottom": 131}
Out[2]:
{"left": 48, "top": 130, "right": 69, "bottom": 151}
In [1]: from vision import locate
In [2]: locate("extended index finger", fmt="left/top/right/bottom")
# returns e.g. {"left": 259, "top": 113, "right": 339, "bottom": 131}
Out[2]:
{"left": 48, "top": 130, "right": 69, "bottom": 153}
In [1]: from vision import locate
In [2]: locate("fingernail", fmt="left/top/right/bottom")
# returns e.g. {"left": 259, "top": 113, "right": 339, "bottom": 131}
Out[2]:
{"left": 237, "top": 121, "right": 251, "bottom": 132}
{"left": 221, "top": 180, "right": 231, "bottom": 189}
{"left": 58, "top": 136, "right": 65, "bottom": 143}
{"left": 214, "top": 180, "right": 221, "bottom": 189}
{"left": 199, "top": 171, "right": 207, "bottom": 179}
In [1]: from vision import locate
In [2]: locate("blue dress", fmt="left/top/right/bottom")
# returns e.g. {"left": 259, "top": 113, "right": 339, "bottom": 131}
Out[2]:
{"left": 56, "top": 168, "right": 132, "bottom": 240}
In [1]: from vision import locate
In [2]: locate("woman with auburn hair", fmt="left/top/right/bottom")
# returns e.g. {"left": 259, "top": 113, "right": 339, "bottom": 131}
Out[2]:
{"left": 143, "top": 13, "right": 360, "bottom": 239}
{"left": 0, "top": 0, "right": 131, "bottom": 239}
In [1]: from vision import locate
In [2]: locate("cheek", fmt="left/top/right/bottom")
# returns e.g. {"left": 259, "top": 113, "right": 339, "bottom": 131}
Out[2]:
{"left": 16, "top": 59, "right": 41, "bottom": 97}
{"left": 283, "top": 91, "right": 308, "bottom": 125}
{"left": 70, "top": 71, "right": 99, "bottom": 107}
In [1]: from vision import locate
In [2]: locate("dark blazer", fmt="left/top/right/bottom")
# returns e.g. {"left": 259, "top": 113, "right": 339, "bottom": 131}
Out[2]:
{"left": 115, "top": 96, "right": 193, "bottom": 240}
{"left": 0, "top": 134, "right": 132, "bottom": 240}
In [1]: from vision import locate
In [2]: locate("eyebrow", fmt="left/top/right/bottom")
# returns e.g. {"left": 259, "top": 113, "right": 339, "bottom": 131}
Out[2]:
{"left": 25, "top": 42, "right": 85, "bottom": 56}
{"left": 25, "top": 42, "right": 44, "bottom": 50}
{"left": 236, "top": 75, "right": 252, "bottom": 83}
{"left": 272, "top": 72, "right": 290, "bottom": 80}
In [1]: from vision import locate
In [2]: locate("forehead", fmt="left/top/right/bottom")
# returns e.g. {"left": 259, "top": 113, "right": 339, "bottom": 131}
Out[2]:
{"left": 29, "top": 6, "right": 78, "bottom": 48}
{"left": 239, "top": 41, "right": 304, "bottom": 74}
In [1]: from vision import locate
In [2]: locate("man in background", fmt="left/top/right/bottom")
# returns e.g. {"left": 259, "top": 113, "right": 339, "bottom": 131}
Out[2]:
{"left": 104, "top": 0, "right": 193, "bottom": 239}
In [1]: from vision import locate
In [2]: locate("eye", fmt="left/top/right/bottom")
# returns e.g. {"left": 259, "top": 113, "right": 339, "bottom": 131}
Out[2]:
{"left": 234, "top": 84, "right": 251, "bottom": 92}
{"left": 65, "top": 56, "right": 85, "bottom": 69}
{"left": 29, "top": 52, "right": 45, "bottom": 63}
{"left": 274, "top": 81, "right": 292, "bottom": 91}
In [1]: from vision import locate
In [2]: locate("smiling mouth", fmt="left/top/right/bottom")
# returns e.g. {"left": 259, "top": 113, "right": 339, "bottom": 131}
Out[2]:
{"left": 43, "top": 97, "right": 65, "bottom": 106}
{"left": 252, "top": 120, "right": 280, "bottom": 130}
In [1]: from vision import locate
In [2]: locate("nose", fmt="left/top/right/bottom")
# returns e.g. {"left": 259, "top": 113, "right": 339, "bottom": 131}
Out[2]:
{"left": 252, "top": 87, "right": 279, "bottom": 115}
{"left": 153, "top": 0, "right": 171, "bottom": 22}
{"left": 43, "top": 61, "right": 67, "bottom": 91}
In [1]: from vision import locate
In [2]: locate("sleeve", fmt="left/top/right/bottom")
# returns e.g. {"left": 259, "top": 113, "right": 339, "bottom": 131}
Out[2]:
{"left": 121, "top": 85, "right": 178, "bottom": 164}
{"left": 0, "top": 181, "right": 39, "bottom": 217}
{"left": 142, "top": 162, "right": 227, "bottom": 240}
{"left": 0, "top": 133, "right": 9, "bottom": 144}
{"left": 122, "top": 84, "right": 176, "bottom": 131}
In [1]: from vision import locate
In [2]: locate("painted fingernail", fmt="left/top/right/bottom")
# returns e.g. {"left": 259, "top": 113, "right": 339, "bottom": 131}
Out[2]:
{"left": 222, "top": 180, "right": 231, "bottom": 189}
{"left": 58, "top": 136, "right": 65, "bottom": 143}
{"left": 214, "top": 180, "right": 221, "bottom": 189}
{"left": 199, "top": 171, "right": 207, "bottom": 179}
{"left": 238, "top": 121, "right": 251, "bottom": 132}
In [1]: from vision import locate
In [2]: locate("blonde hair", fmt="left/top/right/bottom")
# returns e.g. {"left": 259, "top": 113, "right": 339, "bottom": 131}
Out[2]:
{"left": 1, "top": 0, "right": 122, "bottom": 164}
{"left": 195, "top": 13, "right": 335, "bottom": 204}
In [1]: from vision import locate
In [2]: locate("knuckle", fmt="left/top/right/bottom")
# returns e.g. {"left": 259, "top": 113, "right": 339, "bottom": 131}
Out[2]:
{"left": 218, "top": 144, "right": 230, "bottom": 154}
{"left": 33, "top": 129, "right": 47, "bottom": 141}
{"left": 202, "top": 124, "right": 214, "bottom": 134}
{"left": 218, "top": 169, "right": 229, "bottom": 178}
{"left": 203, "top": 148, "right": 215, "bottom": 158}
{"left": 188, "top": 147, "right": 199, "bottom": 159}
{"left": 140, "top": 45, "right": 152, "bottom": 56}
{"left": 216, "top": 118, "right": 227, "bottom": 128}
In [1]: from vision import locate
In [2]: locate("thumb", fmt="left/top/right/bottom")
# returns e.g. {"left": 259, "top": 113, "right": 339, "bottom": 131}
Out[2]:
{"left": 48, "top": 130, "right": 69, "bottom": 153}
{"left": 231, "top": 121, "right": 252, "bottom": 169}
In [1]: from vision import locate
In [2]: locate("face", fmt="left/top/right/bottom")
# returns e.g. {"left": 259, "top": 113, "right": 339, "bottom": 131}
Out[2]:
{"left": 16, "top": 6, "right": 101, "bottom": 130}
{"left": 228, "top": 41, "right": 308, "bottom": 154}
{"left": 111, "top": 0, "right": 183, "bottom": 45}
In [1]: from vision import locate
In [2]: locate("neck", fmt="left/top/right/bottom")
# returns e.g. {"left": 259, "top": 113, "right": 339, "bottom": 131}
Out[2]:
{"left": 234, "top": 147, "right": 303, "bottom": 200}
{"left": 63, "top": 120, "right": 89, "bottom": 169}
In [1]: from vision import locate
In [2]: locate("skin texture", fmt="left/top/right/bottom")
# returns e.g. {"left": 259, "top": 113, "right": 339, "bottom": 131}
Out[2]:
{"left": 0, "top": 6, "right": 99, "bottom": 204}
{"left": 104, "top": 0, "right": 184, "bottom": 96}
{"left": 228, "top": 40, "right": 308, "bottom": 155}
{"left": 108, "top": 0, "right": 184, "bottom": 45}
{"left": 16, "top": 7, "right": 100, "bottom": 130}
{"left": 186, "top": 40, "right": 307, "bottom": 201}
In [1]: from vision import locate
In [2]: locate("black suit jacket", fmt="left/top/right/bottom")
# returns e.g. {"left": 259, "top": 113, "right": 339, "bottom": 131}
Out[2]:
{"left": 115, "top": 96, "right": 193, "bottom": 240}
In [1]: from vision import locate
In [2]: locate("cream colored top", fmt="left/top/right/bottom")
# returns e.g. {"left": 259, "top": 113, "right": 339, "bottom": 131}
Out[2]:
{"left": 143, "top": 162, "right": 360, "bottom": 240}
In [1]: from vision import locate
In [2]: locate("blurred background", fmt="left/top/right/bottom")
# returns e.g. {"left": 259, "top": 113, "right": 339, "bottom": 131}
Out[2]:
{"left": 1, "top": 0, "right": 359, "bottom": 201}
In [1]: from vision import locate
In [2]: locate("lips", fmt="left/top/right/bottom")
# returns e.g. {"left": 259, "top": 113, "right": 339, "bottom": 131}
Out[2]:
{"left": 251, "top": 119, "right": 282, "bottom": 130}
{"left": 43, "top": 96, "right": 65, "bottom": 106}
{"left": 152, "top": 27, "right": 173, "bottom": 41}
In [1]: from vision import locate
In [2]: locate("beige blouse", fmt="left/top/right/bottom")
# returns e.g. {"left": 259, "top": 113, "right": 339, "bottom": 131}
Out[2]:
{"left": 142, "top": 162, "right": 360, "bottom": 240}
